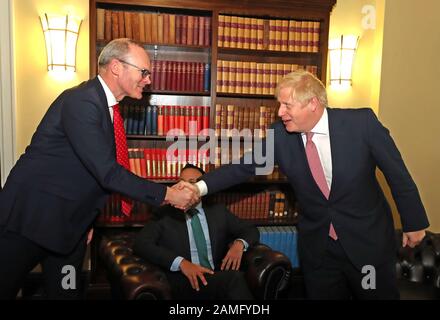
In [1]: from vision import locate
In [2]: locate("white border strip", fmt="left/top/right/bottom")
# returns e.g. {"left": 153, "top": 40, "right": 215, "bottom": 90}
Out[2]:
{"left": 0, "top": 0, "right": 16, "bottom": 187}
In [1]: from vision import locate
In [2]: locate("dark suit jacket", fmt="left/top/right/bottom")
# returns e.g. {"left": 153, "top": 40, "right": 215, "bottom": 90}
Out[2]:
{"left": 133, "top": 203, "right": 260, "bottom": 271}
{"left": 201, "top": 108, "right": 429, "bottom": 270}
{"left": 0, "top": 77, "right": 167, "bottom": 254}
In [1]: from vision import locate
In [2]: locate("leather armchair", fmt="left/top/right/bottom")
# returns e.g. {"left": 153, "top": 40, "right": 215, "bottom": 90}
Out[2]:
{"left": 99, "top": 232, "right": 292, "bottom": 300}
{"left": 395, "top": 230, "right": 440, "bottom": 299}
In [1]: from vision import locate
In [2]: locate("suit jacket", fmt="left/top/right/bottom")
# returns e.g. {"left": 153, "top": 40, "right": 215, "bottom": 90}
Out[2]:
{"left": 201, "top": 108, "right": 429, "bottom": 270}
{"left": 0, "top": 77, "right": 167, "bottom": 254}
{"left": 133, "top": 203, "right": 260, "bottom": 271}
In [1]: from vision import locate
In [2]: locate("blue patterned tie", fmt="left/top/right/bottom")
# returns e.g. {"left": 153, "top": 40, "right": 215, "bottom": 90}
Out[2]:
{"left": 189, "top": 209, "right": 211, "bottom": 269}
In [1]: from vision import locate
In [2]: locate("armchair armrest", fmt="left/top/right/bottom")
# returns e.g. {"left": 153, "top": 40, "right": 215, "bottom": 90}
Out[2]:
{"left": 99, "top": 236, "right": 172, "bottom": 300}
{"left": 242, "top": 243, "right": 292, "bottom": 300}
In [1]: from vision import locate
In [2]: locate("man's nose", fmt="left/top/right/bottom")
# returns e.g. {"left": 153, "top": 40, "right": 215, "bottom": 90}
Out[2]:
{"left": 278, "top": 105, "right": 285, "bottom": 117}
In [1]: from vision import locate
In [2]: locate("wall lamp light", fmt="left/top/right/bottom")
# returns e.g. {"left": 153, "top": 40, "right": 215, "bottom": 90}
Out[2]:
{"left": 40, "top": 13, "right": 82, "bottom": 72}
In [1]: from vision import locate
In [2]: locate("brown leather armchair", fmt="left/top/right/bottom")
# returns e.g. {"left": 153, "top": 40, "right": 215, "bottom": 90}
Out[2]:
{"left": 99, "top": 232, "right": 292, "bottom": 300}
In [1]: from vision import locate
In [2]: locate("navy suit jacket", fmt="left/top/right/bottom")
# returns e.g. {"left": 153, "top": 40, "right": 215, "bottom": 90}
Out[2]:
{"left": 201, "top": 108, "right": 429, "bottom": 270}
{"left": 133, "top": 203, "right": 260, "bottom": 271}
{"left": 0, "top": 78, "right": 167, "bottom": 254}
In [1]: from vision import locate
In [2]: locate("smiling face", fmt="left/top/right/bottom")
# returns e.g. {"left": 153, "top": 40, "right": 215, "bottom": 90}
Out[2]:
{"left": 115, "top": 44, "right": 151, "bottom": 100}
{"left": 277, "top": 86, "right": 322, "bottom": 133}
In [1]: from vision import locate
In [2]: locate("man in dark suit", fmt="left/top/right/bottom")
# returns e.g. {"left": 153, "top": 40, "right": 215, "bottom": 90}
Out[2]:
{"left": 134, "top": 164, "right": 259, "bottom": 300}
{"left": 0, "top": 38, "right": 198, "bottom": 299}
{"left": 191, "top": 70, "right": 429, "bottom": 299}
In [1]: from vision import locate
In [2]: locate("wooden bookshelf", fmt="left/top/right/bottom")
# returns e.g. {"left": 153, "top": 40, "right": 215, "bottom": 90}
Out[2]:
{"left": 89, "top": 0, "right": 336, "bottom": 284}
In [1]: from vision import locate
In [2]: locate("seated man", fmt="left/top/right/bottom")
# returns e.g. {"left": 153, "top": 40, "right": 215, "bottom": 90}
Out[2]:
{"left": 134, "top": 164, "right": 259, "bottom": 300}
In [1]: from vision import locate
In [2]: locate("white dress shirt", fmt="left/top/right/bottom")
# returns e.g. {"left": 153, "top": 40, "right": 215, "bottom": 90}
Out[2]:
{"left": 301, "top": 108, "right": 333, "bottom": 190}
{"left": 97, "top": 75, "right": 117, "bottom": 122}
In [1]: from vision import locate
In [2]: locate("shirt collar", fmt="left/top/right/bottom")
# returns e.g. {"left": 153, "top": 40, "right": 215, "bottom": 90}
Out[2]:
{"left": 97, "top": 75, "right": 117, "bottom": 108}
{"left": 186, "top": 201, "right": 204, "bottom": 220}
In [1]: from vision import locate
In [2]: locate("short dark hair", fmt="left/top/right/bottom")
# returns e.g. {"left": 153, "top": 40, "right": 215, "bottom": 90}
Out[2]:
{"left": 181, "top": 163, "right": 205, "bottom": 176}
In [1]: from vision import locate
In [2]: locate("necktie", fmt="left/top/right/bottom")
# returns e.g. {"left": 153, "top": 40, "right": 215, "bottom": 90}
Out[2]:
{"left": 305, "top": 132, "right": 338, "bottom": 240}
{"left": 189, "top": 209, "right": 211, "bottom": 269}
{"left": 112, "top": 104, "right": 132, "bottom": 216}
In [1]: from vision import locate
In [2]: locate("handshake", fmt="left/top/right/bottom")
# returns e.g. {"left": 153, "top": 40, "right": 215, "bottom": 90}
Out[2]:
{"left": 163, "top": 181, "right": 201, "bottom": 211}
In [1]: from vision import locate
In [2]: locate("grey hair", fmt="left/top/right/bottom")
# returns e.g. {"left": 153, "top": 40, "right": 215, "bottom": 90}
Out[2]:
{"left": 98, "top": 38, "right": 142, "bottom": 69}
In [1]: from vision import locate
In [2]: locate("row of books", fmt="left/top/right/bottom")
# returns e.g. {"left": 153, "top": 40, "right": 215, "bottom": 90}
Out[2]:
{"left": 127, "top": 147, "right": 210, "bottom": 180}
{"left": 217, "top": 60, "right": 318, "bottom": 95}
{"left": 125, "top": 144, "right": 285, "bottom": 180}
{"left": 120, "top": 104, "right": 210, "bottom": 136}
{"left": 149, "top": 61, "right": 210, "bottom": 92}
{"left": 208, "top": 190, "right": 292, "bottom": 220}
{"left": 215, "top": 104, "right": 277, "bottom": 138}
{"left": 218, "top": 15, "right": 320, "bottom": 53}
{"left": 97, "top": 9, "right": 211, "bottom": 46}
{"left": 258, "top": 226, "right": 299, "bottom": 267}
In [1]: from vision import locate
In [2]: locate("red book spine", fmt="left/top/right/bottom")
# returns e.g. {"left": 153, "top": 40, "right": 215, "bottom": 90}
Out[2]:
{"left": 185, "top": 62, "right": 191, "bottom": 91}
{"left": 181, "top": 15, "right": 187, "bottom": 45}
{"left": 198, "top": 16, "right": 205, "bottom": 46}
{"left": 143, "top": 148, "right": 151, "bottom": 178}
{"left": 176, "top": 62, "right": 183, "bottom": 91}
{"left": 175, "top": 15, "right": 181, "bottom": 45}
{"left": 190, "top": 62, "right": 197, "bottom": 92}
{"left": 204, "top": 17, "right": 211, "bottom": 46}
{"left": 184, "top": 106, "right": 189, "bottom": 135}
{"left": 151, "top": 60, "right": 158, "bottom": 90}
{"left": 169, "top": 105, "right": 175, "bottom": 131}
{"left": 160, "top": 60, "right": 166, "bottom": 90}
{"left": 157, "top": 105, "right": 164, "bottom": 136}
{"left": 171, "top": 61, "right": 177, "bottom": 91}
{"left": 203, "top": 106, "right": 210, "bottom": 130}
{"left": 196, "top": 106, "right": 202, "bottom": 134}
{"left": 189, "top": 106, "right": 197, "bottom": 136}
{"left": 178, "top": 106, "right": 185, "bottom": 133}
{"left": 198, "top": 62, "right": 204, "bottom": 92}
{"left": 165, "top": 60, "right": 172, "bottom": 90}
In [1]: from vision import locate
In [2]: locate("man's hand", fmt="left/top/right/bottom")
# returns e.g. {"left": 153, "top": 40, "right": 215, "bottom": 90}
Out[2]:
{"left": 164, "top": 182, "right": 200, "bottom": 211}
{"left": 221, "top": 240, "right": 244, "bottom": 271}
{"left": 179, "top": 259, "right": 214, "bottom": 291}
{"left": 402, "top": 230, "right": 426, "bottom": 248}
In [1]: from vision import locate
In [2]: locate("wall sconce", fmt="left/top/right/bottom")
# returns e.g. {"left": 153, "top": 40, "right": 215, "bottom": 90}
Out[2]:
{"left": 40, "top": 13, "right": 82, "bottom": 72}
{"left": 328, "top": 35, "right": 359, "bottom": 87}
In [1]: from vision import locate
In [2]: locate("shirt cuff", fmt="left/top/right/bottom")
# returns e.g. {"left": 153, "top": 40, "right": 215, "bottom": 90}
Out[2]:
{"left": 195, "top": 180, "right": 208, "bottom": 196}
{"left": 170, "top": 256, "right": 184, "bottom": 271}
{"left": 235, "top": 238, "right": 249, "bottom": 252}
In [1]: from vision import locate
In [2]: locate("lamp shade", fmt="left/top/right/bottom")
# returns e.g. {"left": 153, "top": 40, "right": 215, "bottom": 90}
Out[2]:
{"left": 328, "top": 35, "right": 359, "bottom": 87}
{"left": 40, "top": 13, "right": 82, "bottom": 72}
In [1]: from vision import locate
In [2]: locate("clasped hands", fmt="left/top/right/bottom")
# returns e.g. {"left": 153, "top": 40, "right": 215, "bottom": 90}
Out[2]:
{"left": 163, "top": 180, "right": 201, "bottom": 211}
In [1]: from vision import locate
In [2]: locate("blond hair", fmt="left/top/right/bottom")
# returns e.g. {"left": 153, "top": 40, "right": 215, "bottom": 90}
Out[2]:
{"left": 275, "top": 70, "right": 327, "bottom": 108}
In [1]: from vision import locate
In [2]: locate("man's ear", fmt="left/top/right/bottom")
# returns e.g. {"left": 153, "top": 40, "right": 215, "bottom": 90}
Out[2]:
{"left": 309, "top": 96, "right": 319, "bottom": 112}
{"left": 109, "top": 58, "right": 121, "bottom": 77}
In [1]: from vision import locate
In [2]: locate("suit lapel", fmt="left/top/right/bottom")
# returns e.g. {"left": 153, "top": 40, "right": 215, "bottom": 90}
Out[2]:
{"left": 327, "top": 108, "right": 345, "bottom": 200}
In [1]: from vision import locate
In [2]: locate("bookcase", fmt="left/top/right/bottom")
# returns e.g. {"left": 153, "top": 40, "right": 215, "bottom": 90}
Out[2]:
{"left": 89, "top": 0, "right": 336, "bottom": 286}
